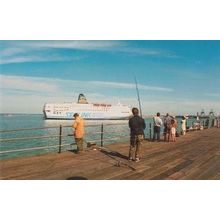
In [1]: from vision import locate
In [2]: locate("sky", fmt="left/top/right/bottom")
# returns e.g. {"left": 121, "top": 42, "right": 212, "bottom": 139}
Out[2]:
{"left": 0, "top": 40, "right": 220, "bottom": 115}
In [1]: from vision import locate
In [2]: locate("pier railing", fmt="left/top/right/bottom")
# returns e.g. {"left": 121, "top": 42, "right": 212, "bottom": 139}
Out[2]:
{"left": 0, "top": 123, "right": 132, "bottom": 158}
{"left": 0, "top": 117, "right": 219, "bottom": 159}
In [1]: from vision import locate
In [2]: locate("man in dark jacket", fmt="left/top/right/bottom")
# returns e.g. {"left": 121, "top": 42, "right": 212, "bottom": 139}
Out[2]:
{"left": 129, "top": 108, "right": 146, "bottom": 162}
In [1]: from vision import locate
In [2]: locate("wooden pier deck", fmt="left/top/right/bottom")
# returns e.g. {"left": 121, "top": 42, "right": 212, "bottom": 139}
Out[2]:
{"left": 0, "top": 128, "right": 220, "bottom": 180}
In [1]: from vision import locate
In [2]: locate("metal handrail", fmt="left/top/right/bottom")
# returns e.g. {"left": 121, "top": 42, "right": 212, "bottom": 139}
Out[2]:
{"left": 0, "top": 128, "right": 129, "bottom": 142}
{"left": 0, "top": 123, "right": 131, "bottom": 157}
{"left": 0, "top": 135, "right": 129, "bottom": 155}
{"left": 0, "top": 134, "right": 60, "bottom": 142}
{"left": 0, "top": 126, "right": 62, "bottom": 133}
{"left": 0, "top": 123, "right": 128, "bottom": 133}
{"left": 0, "top": 143, "right": 71, "bottom": 154}
{"left": 0, "top": 131, "right": 129, "bottom": 143}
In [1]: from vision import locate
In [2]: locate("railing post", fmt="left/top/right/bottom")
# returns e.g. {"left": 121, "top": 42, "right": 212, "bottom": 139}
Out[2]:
{"left": 59, "top": 125, "right": 62, "bottom": 153}
{"left": 101, "top": 123, "right": 104, "bottom": 147}
{"left": 149, "top": 123, "right": 152, "bottom": 140}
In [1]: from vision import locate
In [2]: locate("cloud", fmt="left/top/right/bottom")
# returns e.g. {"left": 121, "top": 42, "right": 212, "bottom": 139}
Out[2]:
{"left": 22, "top": 41, "right": 121, "bottom": 50}
{"left": 0, "top": 49, "right": 85, "bottom": 65}
{"left": 0, "top": 41, "right": 118, "bottom": 64}
{"left": 20, "top": 41, "right": 176, "bottom": 57}
{"left": 0, "top": 41, "right": 120, "bottom": 57}
{"left": 1, "top": 41, "right": 112, "bottom": 64}
{"left": 89, "top": 81, "right": 174, "bottom": 92}
{"left": 1, "top": 56, "right": 45, "bottom": 64}
{"left": 0, "top": 55, "right": 84, "bottom": 65}
{"left": 24, "top": 41, "right": 174, "bottom": 57}
{"left": 0, "top": 74, "right": 174, "bottom": 95}
{"left": 0, "top": 47, "right": 29, "bottom": 57}
{"left": 113, "top": 46, "right": 178, "bottom": 58}
{"left": 0, "top": 41, "right": 177, "bottom": 64}
{"left": 205, "top": 93, "right": 220, "bottom": 97}
{"left": 0, "top": 75, "right": 59, "bottom": 93}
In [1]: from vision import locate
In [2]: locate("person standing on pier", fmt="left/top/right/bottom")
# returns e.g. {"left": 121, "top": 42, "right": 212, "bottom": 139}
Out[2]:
{"left": 153, "top": 112, "right": 163, "bottom": 142}
{"left": 217, "top": 117, "right": 220, "bottom": 128}
{"left": 170, "top": 118, "right": 177, "bottom": 142}
{"left": 181, "top": 116, "right": 187, "bottom": 136}
{"left": 128, "top": 108, "right": 146, "bottom": 162}
{"left": 73, "top": 113, "right": 85, "bottom": 153}
{"left": 163, "top": 113, "right": 172, "bottom": 141}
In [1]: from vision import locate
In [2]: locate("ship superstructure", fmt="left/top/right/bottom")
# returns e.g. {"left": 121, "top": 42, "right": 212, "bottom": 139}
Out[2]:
{"left": 43, "top": 94, "right": 132, "bottom": 120}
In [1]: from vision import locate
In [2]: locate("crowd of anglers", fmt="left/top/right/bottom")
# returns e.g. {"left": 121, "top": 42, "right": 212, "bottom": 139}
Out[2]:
{"left": 72, "top": 109, "right": 220, "bottom": 163}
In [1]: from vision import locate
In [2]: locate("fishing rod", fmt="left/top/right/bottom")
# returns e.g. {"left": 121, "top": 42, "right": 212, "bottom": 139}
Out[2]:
{"left": 134, "top": 76, "right": 143, "bottom": 117}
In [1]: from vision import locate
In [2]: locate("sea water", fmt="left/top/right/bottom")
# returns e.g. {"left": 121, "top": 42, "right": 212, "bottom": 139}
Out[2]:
{"left": 0, "top": 114, "right": 208, "bottom": 160}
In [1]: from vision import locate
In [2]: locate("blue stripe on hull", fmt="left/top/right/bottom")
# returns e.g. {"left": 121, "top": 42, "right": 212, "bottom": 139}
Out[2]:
{"left": 44, "top": 117, "right": 129, "bottom": 120}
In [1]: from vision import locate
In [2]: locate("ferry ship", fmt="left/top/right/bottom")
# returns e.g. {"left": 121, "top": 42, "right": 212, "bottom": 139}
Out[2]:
{"left": 43, "top": 94, "right": 132, "bottom": 120}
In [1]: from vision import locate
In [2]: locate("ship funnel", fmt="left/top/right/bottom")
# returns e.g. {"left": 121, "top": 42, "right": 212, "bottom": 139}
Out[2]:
{"left": 78, "top": 94, "right": 88, "bottom": 104}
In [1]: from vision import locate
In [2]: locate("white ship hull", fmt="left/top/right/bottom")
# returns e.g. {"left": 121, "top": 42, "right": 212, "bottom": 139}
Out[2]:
{"left": 43, "top": 102, "right": 132, "bottom": 120}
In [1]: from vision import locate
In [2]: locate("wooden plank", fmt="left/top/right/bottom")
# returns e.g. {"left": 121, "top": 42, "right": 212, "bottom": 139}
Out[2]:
{"left": 181, "top": 155, "right": 220, "bottom": 180}
{"left": 110, "top": 151, "right": 186, "bottom": 180}
{"left": 119, "top": 158, "right": 186, "bottom": 180}
{"left": 150, "top": 160, "right": 193, "bottom": 180}
{"left": 0, "top": 127, "right": 220, "bottom": 180}
{"left": 0, "top": 151, "right": 115, "bottom": 179}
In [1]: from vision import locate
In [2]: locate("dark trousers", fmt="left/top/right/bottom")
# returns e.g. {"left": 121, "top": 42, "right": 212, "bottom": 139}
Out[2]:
{"left": 153, "top": 126, "right": 161, "bottom": 141}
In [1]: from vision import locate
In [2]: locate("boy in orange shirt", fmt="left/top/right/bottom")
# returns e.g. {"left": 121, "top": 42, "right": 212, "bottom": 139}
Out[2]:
{"left": 73, "top": 113, "right": 85, "bottom": 153}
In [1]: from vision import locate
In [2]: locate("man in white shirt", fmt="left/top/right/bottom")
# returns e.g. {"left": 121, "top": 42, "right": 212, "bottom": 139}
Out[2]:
{"left": 153, "top": 112, "right": 163, "bottom": 141}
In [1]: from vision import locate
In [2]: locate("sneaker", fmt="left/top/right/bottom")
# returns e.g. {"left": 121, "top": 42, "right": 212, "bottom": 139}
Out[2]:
{"left": 129, "top": 157, "right": 133, "bottom": 161}
{"left": 135, "top": 158, "right": 140, "bottom": 163}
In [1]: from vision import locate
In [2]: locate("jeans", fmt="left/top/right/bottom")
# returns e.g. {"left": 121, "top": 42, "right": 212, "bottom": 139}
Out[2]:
{"left": 153, "top": 126, "right": 161, "bottom": 141}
